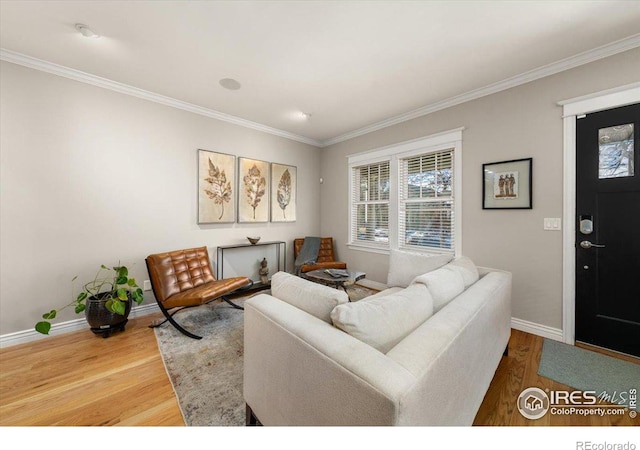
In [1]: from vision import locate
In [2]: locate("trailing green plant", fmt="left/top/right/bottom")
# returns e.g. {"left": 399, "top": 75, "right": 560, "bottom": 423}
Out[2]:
{"left": 35, "top": 264, "right": 144, "bottom": 335}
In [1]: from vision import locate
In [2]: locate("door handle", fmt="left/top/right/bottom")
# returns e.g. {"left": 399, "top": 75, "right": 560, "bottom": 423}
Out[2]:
{"left": 580, "top": 240, "right": 605, "bottom": 249}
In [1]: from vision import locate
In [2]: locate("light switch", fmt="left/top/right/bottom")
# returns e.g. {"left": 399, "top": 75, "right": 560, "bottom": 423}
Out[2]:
{"left": 143, "top": 280, "right": 152, "bottom": 291}
{"left": 544, "top": 218, "right": 561, "bottom": 231}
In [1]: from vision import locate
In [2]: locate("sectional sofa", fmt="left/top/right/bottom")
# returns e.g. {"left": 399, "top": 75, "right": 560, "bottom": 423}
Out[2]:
{"left": 243, "top": 250, "right": 512, "bottom": 425}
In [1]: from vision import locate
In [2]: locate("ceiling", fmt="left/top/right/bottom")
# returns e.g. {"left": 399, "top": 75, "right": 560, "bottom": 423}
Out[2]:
{"left": 1, "top": 1, "right": 640, "bottom": 147}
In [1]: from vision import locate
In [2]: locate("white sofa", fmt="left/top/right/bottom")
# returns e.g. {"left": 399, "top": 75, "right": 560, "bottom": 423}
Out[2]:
{"left": 243, "top": 251, "right": 511, "bottom": 426}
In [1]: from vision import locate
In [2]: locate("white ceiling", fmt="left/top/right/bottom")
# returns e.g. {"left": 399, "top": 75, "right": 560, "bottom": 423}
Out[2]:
{"left": 1, "top": 1, "right": 640, "bottom": 147}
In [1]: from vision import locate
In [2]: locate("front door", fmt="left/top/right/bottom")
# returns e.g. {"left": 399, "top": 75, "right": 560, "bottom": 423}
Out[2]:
{"left": 575, "top": 102, "right": 640, "bottom": 357}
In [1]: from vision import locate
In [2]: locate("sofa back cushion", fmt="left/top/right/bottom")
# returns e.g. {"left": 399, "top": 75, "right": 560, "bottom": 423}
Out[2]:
{"left": 387, "top": 249, "right": 453, "bottom": 288}
{"left": 330, "top": 284, "right": 434, "bottom": 354}
{"left": 446, "top": 256, "right": 479, "bottom": 288}
{"left": 412, "top": 266, "right": 465, "bottom": 312}
{"left": 271, "top": 271, "right": 348, "bottom": 323}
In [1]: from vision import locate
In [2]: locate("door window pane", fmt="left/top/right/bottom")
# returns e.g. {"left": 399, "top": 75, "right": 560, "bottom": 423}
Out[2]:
{"left": 599, "top": 124, "right": 634, "bottom": 179}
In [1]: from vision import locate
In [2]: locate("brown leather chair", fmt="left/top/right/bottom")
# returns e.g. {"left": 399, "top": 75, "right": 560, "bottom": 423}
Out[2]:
{"left": 146, "top": 246, "right": 251, "bottom": 339}
{"left": 293, "top": 237, "right": 347, "bottom": 273}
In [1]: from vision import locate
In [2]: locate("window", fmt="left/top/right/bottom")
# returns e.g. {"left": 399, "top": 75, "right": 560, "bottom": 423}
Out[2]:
{"left": 348, "top": 129, "right": 462, "bottom": 255}
{"left": 598, "top": 123, "right": 634, "bottom": 179}
{"left": 350, "top": 161, "right": 390, "bottom": 247}
{"left": 399, "top": 149, "right": 454, "bottom": 251}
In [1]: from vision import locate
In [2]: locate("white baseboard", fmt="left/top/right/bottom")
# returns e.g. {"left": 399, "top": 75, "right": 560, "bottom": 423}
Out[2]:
{"left": 511, "top": 317, "right": 564, "bottom": 342}
{"left": 0, "top": 303, "right": 160, "bottom": 348}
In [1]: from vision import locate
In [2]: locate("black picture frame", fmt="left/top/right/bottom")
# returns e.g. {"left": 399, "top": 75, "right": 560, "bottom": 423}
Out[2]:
{"left": 482, "top": 158, "right": 532, "bottom": 209}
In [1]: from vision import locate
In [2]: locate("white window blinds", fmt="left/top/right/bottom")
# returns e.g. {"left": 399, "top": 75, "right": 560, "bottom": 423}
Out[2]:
{"left": 351, "top": 161, "right": 390, "bottom": 247}
{"left": 399, "top": 149, "right": 454, "bottom": 253}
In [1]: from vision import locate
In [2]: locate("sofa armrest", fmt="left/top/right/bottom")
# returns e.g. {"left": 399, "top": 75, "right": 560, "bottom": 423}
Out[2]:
{"left": 477, "top": 266, "right": 509, "bottom": 277}
{"left": 386, "top": 271, "right": 512, "bottom": 425}
{"left": 243, "top": 294, "right": 416, "bottom": 425}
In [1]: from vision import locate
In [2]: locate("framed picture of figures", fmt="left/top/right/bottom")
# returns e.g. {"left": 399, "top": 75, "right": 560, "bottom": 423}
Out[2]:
{"left": 270, "top": 163, "right": 297, "bottom": 222}
{"left": 238, "top": 157, "right": 270, "bottom": 222}
{"left": 198, "top": 149, "right": 236, "bottom": 223}
{"left": 482, "top": 157, "right": 532, "bottom": 209}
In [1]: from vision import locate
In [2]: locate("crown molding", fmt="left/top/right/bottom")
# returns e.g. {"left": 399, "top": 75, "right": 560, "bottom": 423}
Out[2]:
{"left": 322, "top": 33, "right": 640, "bottom": 147}
{"left": 0, "top": 48, "right": 323, "bottom": 148}
{"left": 3, "top": 33, "right": 639, "bottom": 149}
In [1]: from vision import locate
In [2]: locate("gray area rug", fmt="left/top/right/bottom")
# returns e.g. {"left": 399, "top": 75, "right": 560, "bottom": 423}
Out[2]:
{"left": 154, "top": 299, "right": 246, "bottom": 426}
{"left": 154, "top": 285, "right": 376, "bottom": 426}
{"left": 538, "top": 338, "right": 640, "bottom": 398}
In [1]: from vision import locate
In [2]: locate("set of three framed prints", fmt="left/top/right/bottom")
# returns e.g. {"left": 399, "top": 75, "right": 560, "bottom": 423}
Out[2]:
{"left": 198, "top": 149, "right": 297, "bottom": 224}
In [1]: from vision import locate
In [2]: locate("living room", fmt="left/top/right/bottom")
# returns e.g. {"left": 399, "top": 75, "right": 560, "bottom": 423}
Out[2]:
{"left": 1, "top": 0, "right": 639, "bottom": 445}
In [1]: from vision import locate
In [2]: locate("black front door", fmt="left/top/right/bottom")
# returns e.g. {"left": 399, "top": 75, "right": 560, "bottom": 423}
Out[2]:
{"left": 575, "top": 102, "right": 640, "bottom": 357}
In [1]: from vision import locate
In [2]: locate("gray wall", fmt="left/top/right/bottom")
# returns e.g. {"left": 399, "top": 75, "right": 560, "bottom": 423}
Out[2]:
{"left": 319, "top": 47, "right": 640, "bottom": 330}
{"left": 0, "top": 61, "right": 321, "bottom": 335}
{"left": 2, "top": 47, "right": 638, "bottom": 337}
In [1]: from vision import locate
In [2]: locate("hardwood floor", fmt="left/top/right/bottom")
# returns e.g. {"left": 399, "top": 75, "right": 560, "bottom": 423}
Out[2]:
{"left": 474, "top": 330, "right": 639, "bottom": 426}
{"left": 0, "top": 312, "right": 184, "bottom": 426}
{"left": 1, "top": 314, "right": 638, "bottom": 426}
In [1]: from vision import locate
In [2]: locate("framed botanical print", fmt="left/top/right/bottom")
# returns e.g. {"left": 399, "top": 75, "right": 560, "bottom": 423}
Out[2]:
{"left": 482, "top": 157, "right": 532, "bottom": 209}
{"left": 238, "top": 157, "right": 270, "bottom": 222}
{"left": 270, "top": 163, "right": 297, "bottom": 222}
{"left": 198, "top": 149, "right": 236, "bottom": 223}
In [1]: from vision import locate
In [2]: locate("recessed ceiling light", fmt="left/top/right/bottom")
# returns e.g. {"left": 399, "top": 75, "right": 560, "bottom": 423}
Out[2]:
{"left": 286, "top": 111, "right": 313, "bottom": 122}
{"left": 219, "top": 78, "right": 241, "bottom": 91}
{"left": 75, "top": 23, "right": 100, "bottom": 38}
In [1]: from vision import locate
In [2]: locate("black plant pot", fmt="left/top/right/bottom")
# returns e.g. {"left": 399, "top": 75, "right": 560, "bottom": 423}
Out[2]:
{"left": 85, "top": 292, "right": 132, "bottom": 338}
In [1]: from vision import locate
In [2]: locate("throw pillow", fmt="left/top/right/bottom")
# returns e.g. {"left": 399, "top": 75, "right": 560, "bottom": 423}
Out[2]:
{"left": 386, "top": 249, "right": 453, "bottom": 288}
{"left": 331, "top": 283, "right": 434, "bottom": 354}
{"left": 271, "top": 271, "right": 348, "bottom": 323}
{"left": 446, "top": 256, "right": 479, "bottom": 288}
{"left": 411, "top": 266, "right": 465, "bottom": 312}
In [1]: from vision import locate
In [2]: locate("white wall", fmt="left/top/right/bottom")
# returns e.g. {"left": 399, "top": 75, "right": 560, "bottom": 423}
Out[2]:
{"left": 319, "top": 47, "right": 640, "bottom": 331}
{"left": 0, "top": 61, "right": 321, "bottom": 335}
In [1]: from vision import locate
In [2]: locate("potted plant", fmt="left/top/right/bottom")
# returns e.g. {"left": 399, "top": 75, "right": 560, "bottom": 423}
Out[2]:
{"left": 35, "top": 264, "right": 144, "bottom": 338}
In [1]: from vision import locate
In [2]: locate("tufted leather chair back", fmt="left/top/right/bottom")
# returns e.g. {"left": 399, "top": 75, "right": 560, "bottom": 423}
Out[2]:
{"left": 146, "top": 246, "right": 216, "bottom": 304}
{"left": 293, "top": 238, "right": 337, "bottom": 263}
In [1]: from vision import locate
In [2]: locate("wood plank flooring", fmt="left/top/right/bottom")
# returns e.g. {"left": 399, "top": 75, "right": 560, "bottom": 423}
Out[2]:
{"left": 1, "top": 311, "right": 638, "bottom": 426}
{"left": 474, "top": 329, "right": 639, "bottom": 426}
{"left": 0, "top": 312, "right": 184, "bottom": 426}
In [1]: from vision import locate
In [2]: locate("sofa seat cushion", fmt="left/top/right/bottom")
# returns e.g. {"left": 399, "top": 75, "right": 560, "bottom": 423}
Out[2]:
{"left": 271, "top": 271, "right": 348, "bottom": 323}
{"left": 330, "top": 283, "right": 434, "bottom": 354}
{"left": 387, "top": 249, "right": 453, "bottom": 288}
{"left": 412, "top": 266, "right": 465, "bottom": 312}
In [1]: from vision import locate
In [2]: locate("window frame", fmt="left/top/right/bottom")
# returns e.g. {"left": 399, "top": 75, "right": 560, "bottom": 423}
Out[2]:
{"left": 350, "top": 159, "right": 391, "bottom": 251}
{"left": 347, "top": 128, "right": 463, "bottom": 256}
{"left": 398, "top": 147, "right": 455, "bottom": 253}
